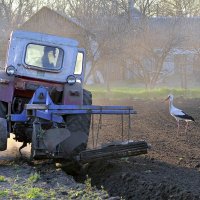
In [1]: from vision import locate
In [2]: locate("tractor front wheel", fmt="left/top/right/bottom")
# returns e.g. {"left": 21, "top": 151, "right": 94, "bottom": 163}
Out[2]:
{"left": 0, "top": 101, "right": 7, "bottom": 118}
{"left": 0, "top": 101, "right": 7, "bottom": 151}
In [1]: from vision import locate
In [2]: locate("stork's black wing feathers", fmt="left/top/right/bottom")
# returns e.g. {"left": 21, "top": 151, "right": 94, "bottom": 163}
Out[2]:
{"left": 175, "top": 112, "right": 195, "bottom": 122}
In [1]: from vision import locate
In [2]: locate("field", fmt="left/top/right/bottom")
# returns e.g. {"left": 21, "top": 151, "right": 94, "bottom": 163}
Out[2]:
{"left": 0, "top": 96, "right": 200, "bottom": 199}
{"left": 84, "top": 97, "right": 200, "bottom": 199}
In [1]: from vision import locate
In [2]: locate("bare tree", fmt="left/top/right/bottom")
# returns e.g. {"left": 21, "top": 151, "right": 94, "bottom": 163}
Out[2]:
{"left": 156, "top": 0, "right": 200, "bottom": 16}
{"left": 58, "top": 0, "right": 131, "bottom": 85}
{"left": 122, "top": 18, "right": 185, "bottom": 89}
{"left": 0, "top": 0, "right": 36, "bottom": 37}
{"left": 135, "top": 0, "right": 162, "bottom": 17}
{"left": 0, "top": 0, "right": 37, "bottom": 68}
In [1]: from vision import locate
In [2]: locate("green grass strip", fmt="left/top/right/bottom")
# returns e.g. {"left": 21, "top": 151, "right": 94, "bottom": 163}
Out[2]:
{"left": 85, "top": 86, "right": 200, "bottom": 99}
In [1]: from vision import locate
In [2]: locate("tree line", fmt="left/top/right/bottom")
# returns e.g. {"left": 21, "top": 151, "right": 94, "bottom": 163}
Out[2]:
{"left": 1, "top": 0, "right": 200, "bottom": 88}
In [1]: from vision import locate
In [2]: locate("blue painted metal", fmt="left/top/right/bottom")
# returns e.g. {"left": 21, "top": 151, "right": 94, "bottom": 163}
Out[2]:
{"left": 11, "top": 111, "right": 27, "bottom": 122}
{"left": 11, "top": 86, "right": 136, "bottom": 123}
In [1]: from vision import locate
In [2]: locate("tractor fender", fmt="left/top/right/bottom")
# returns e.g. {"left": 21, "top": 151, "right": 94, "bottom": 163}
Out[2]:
{"left": 0, "top": 70, "right": 14, "bottom": 103}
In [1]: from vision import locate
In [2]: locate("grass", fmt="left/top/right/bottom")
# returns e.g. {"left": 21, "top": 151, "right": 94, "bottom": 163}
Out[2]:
{"left": 0, "top": 190, "right": 8, "bottom": 197}
{"left": 0, "top": 175, "right": 6, "bottom": 182}
{"left": 4, "top": 182, "right": 55, "bottom": 199}
{"left": 0, "top": 172, "right": 54, "bottom": 199}
{"left": 10, "top": 185, "right": 50, "bottom": 199}
{"left": 85, "top": 85, "right": 200, "bottom": 99}
{"left": 23, "top": 187, "right": 46, "bottom": 199}
{"left": 28, "top": 172, "right": 40, "bottom": 183}
{"left": 67, "top": 176, "right": 109, "bottom": 200}
{"left": 0, "top": 172, "right": 109, "bottom": 199}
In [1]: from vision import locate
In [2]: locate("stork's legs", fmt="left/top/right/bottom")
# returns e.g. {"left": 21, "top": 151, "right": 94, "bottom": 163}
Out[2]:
{"left": 185, "top": 121, "right": 189, "bottom": 134}
{"left": 177, "top": 120, "right": 180, "bottom": 134}
{"left": 176, "top": 120, "right": 191, "bottom": 134}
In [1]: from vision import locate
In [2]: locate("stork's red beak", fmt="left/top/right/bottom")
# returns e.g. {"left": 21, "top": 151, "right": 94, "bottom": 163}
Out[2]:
{"left": 162, "top": 96, "right": 170, "bottom": 102}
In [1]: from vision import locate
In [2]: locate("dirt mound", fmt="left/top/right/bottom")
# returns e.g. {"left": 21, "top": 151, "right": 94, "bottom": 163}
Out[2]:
{"left": 84, "top": 157, "right": 200, "bottom": 199}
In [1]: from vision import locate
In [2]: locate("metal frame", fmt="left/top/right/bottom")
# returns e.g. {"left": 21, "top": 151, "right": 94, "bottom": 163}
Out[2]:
{"left": 8, "top": 86, "right": 148, "bottom": 161}
{"left": 11, "top": 86, "right": 136, "bottom": 124}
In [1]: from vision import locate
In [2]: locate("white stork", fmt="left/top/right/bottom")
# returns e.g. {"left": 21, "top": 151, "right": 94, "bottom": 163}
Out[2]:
{"left": 165, "top": 94, "right": 195, "bottom": 133}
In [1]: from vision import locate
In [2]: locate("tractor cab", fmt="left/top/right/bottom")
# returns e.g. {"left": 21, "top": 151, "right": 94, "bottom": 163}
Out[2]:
{"left": 1, "top": 30, "right": 86, "bottom": 106}
{"left": 6, "top": 30, "right": 85, "bottom": 84}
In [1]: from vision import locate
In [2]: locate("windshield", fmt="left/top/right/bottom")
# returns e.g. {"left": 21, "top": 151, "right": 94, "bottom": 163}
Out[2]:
{"left": 25, "top": 44, "right": 63, "bottom": 70}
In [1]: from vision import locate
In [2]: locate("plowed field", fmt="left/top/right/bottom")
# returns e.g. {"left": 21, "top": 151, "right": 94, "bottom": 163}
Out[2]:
{"left": 0, "top": 97, "right": 200, "bottom": 199}
{"left": 84, "top": 97, "right": 200, "bottom": 199}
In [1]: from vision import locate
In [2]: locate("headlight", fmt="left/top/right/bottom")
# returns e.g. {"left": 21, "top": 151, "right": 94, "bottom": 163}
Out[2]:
{"left": 76, "top": 78, "right": 82, "bottom": 83}
{"left": 6, "top": 65, "right": 16, "bottom": 76}
{"left": 0, "top": 78, "right": 9, "bottom": 84}
{"left": 66, "top": 75, "right": 76, "bottom": 85}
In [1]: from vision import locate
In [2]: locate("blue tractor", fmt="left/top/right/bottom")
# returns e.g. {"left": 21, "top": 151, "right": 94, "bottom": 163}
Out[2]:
{"left": 0, "top": 30, "right": 148, "bottom": 163}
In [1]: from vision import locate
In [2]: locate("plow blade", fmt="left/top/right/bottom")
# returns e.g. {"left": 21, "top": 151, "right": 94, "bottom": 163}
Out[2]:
{"left": 76, "top": 141, "right": 148, "bottom": 163}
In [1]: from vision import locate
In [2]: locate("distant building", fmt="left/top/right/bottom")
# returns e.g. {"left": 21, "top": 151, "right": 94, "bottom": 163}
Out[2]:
{"left": 19, "top": 6, "right": 91, "bottom": 49}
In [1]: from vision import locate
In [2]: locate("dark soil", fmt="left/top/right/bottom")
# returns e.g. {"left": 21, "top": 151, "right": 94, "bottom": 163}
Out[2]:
{"left": 81, "top": 97, "right": 200, "bottom": 200}
{"left": 0, "top": 97, "right": 200, "bottom": 199}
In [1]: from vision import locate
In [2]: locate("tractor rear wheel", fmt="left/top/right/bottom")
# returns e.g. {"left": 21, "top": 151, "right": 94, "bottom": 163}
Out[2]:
{"left": 64, "top": 89, "right": 92, "bottom": 155}
{"left": 65, "top": 89, "right": 92, "bottom": 135}
{"left": 0, "top": 101, "right": 7, "bottom": 151}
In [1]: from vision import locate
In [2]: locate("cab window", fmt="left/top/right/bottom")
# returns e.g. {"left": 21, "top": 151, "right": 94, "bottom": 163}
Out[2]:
{"left": 74, "top": 52, "right": 84, "bottom": 75}
{"left": 25, "top": 44, "right": 63, "bottom": 70}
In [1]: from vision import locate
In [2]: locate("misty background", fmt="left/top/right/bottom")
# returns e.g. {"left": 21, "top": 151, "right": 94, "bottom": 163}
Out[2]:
{"left": 0, "top": 0, "right": 200, "bottom": 90}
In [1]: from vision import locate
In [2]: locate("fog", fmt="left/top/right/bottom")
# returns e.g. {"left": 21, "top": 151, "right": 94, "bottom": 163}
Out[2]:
{"left": 1, "top": 0, "right": 200, "bottom": 90}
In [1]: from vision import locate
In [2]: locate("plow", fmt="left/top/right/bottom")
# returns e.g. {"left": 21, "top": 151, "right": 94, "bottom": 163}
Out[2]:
{"left": 0, "top": 30, "right": 148, "bottom": 164}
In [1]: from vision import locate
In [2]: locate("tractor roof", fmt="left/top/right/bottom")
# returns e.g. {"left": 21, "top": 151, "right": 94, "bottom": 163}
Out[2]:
{"left": 11, "top": 30, "right": 79, "bottom": 47}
